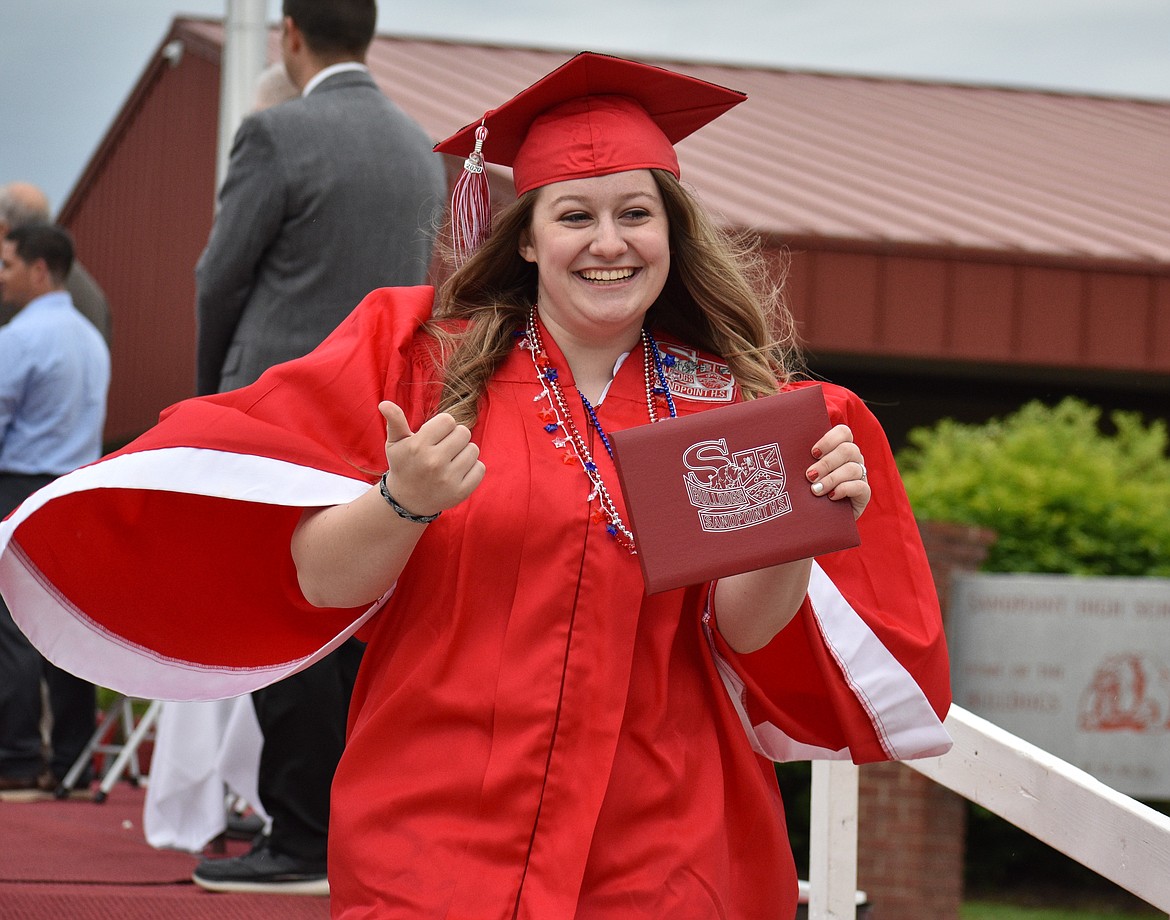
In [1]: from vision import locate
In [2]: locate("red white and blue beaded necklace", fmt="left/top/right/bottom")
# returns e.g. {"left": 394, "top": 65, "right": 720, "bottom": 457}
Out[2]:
{"left": 519, "top": 305, "right": 677, "bottom": 554}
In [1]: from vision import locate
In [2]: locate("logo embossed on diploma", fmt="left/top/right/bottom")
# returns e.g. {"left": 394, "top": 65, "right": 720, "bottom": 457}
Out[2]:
{"left": 682, "top": 438, "right": 792, "bottom": 532}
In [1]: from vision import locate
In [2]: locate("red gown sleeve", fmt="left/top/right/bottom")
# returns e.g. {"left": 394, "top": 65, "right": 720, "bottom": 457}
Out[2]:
{"left": 709, "top": 381, "right": 952, "bottom": 763}
{"left": 0, "top": 286, "right": 436, "bottom": 702}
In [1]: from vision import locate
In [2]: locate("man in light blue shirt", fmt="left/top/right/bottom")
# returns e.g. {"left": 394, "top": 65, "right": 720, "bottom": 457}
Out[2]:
{"left": 0, "top": 223, "right": 110, "bottom": 792}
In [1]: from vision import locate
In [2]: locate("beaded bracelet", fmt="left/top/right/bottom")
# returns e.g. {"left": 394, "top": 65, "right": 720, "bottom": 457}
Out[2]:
{"left": 378, "top": 472, "right": 440, "bottom": 524}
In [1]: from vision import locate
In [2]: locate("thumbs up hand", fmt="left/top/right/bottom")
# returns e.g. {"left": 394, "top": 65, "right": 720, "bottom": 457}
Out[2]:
{"left": 379, "top": 400, "right": 485, "bottom": 520}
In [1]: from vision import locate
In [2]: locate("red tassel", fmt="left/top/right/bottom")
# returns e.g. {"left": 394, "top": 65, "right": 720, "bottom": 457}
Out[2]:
{"left": 451, "top": 123, "right": 490, "bottom": 267}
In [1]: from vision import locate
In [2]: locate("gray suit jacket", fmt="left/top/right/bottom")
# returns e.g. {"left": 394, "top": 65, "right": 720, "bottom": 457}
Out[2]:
{"left": 195, "top": 69, "right": 446, "bottom": 395}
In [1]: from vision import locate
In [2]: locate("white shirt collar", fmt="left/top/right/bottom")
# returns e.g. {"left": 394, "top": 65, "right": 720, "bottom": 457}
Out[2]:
{"left": 302, "top": 62, "right": 369, "bottom": 97}
{"left": 595, "top": 351, "right": 632, "bottom": 405}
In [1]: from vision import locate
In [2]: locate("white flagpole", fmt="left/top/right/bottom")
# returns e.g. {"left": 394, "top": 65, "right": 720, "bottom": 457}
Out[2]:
{"left": 216, "top": 0, "right": 269, "bottom": 193}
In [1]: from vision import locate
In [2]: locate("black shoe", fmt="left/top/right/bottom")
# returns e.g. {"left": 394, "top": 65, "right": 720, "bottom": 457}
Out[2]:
{"left": 193, "top": 837, "right": 328, "bottom": 895}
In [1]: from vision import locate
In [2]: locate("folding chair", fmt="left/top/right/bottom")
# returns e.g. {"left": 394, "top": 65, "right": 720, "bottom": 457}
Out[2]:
{"left": 56, "top": 694, "right": 161, "bottom": 803}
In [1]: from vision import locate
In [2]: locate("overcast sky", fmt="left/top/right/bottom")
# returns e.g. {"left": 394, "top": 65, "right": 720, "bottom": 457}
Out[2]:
{"left": 2, "top": 0, "right": 1168, "bottom": 211}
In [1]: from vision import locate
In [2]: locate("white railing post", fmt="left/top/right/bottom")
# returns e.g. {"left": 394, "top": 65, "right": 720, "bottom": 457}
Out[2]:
{"left": 808, "top": 759, "right": 860, "bottom": 920}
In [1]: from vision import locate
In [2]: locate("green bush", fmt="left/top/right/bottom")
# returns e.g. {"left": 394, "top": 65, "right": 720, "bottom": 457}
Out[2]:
{"left": 896, "top": 397, "right": 1170, "bottom": 576}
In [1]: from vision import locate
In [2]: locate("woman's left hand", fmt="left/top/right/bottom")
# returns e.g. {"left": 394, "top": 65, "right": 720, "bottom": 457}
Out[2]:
{"left": 806, "top": 424, "right": 870, "bottom": 520}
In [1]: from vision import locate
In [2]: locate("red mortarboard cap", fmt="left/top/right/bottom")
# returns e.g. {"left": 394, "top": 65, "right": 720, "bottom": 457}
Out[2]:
{"left": 436, "top": 51, "right": 747, "bottom": 193}
{"left": 435, "top": 52, "right": 747, "bottom": 264}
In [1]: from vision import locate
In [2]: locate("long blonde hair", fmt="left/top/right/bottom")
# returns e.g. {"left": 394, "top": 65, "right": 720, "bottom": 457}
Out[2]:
{"left": 428, "top": 169, "right": 801, "bottom": 428}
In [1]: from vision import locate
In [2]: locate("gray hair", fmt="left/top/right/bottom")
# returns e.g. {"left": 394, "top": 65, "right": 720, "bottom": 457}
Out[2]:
{"left": 253, "top": 63, "right": 300, "bottom": 112}
{"left": 0, "top": 183, "right": 52, "bottom": 228}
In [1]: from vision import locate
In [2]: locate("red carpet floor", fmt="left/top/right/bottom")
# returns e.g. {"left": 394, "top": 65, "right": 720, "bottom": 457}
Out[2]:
{"left": 0, "top": 782, "right": 330, "bottom": 919}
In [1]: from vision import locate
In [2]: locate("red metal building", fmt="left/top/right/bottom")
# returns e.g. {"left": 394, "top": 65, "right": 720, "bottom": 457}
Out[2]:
{"left": 59, "top": 19, "right": 1170, "bottom": 448}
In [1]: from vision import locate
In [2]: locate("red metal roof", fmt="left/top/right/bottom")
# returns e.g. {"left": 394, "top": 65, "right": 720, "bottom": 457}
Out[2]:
{"left": 689, "top": 66, "right": 1170, "bottom": 263}
{"left": 178, "top": 22, "right": 1170, "bottom": 267}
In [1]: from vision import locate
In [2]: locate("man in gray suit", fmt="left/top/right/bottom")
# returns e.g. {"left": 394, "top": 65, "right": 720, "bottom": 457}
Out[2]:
{"left": 195, "top": 0, "right": 445, "bottom": 397}
{"left": 192, "top": 0, "right": 445, "bottom": 896}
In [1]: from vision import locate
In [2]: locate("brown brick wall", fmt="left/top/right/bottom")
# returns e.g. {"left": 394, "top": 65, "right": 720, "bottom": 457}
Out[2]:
{"left": 917, "top": 519, "right": 998, "bottom": 627}
{"left": 857, "top": 762, "right": 967, "bottom": 918}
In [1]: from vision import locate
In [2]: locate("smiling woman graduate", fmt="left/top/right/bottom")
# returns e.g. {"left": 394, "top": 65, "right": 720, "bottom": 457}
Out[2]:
{"left": 0, "top": 52, "right": 951, "bottom": 919}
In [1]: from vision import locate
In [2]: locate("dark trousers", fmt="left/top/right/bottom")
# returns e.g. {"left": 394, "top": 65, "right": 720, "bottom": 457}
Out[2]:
{"left": 0, "top": 473, "right": 97, "bottom": 782}
{"left": 251, "top": 637, "right": 364, "bottom": 862}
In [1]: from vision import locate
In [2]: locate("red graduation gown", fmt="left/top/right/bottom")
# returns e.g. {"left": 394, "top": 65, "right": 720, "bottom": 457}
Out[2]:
{"left": 0, "top": 287, "right": 951, "bottom": 919}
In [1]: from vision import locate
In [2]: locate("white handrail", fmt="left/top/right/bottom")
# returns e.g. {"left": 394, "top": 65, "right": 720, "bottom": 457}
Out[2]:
{"left": 906, "top": 704, "right": 1170, "bottom": 914}
{"left": 804, "top": 704, "right": 1170, "bottom": 917}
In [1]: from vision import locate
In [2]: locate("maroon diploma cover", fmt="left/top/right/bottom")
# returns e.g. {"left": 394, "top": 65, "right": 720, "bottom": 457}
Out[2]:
{"left": 610, "top": 384, "right": 860, "bottom": 594}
